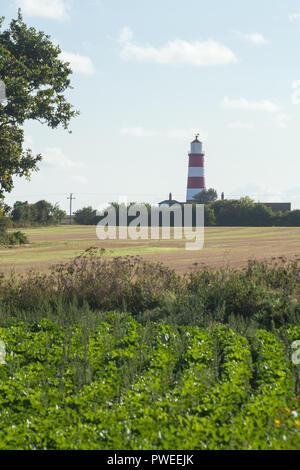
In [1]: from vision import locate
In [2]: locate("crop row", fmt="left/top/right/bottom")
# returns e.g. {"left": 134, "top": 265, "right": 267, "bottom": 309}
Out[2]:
{"left": 0, "top": 315, "right": 299, "bottom": 449}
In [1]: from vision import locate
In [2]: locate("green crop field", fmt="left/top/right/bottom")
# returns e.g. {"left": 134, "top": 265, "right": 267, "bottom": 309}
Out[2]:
{"left": 0, "top": 313, "right": 299, "bottom": 450}
{"left": 1, "top": 227, "right": 300, "bottom": 450}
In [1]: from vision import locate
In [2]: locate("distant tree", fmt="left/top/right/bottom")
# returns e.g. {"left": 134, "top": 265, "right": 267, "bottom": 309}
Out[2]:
{"left": 11, "top": 201, "right": 36, "bottom": 225}
{"left": 11, "top": 200, "right": 65, "bottom": 225}
{"left": 250, "top": 203, "right": 274, "bottom": 226}
{"left": 204, "top": 205, "right": 216, "bottom": 226}
{"left": 280, "top": 210, "right": 300, "bottom": 227}
{"left": 211, "top": 197, "right": 255, "bottom": 226}
{"left": 34, "top": 200, "right": 54, "bottom": 224}
{"left": 193, "top": 188, "right": 218, "bottom": 204}
{"left": 51, "top": 204, "right": 66, "bottom": 224}
{"left": 74, "top": 206, "right": 100, "bottom": 225}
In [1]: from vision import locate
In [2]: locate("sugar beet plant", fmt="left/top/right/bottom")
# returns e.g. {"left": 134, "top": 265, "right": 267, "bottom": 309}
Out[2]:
{"left": 0, "top": 313, "right": 299, "bottom": 449}
{"left": 0, "top": 253, "right": 299, "bottom": 449}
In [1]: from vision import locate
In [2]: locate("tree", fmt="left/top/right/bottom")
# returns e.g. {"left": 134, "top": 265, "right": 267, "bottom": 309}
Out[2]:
{"left": 193, "top": 188, "right": 218, "bottom": 204}
{"left": 250, "top": 203, "right": 274, "bottom": 226}
{"left": 11, "top": 201, "right": 37, "bottom": 224}
{"left": 0, "top": 10, "right": 79, "bottom": 207}
{"left": 74, "top": 206, "right": 100, "bottom": 225}
{"left": 51, "top": 204, "right": 66, "bottom": 225}
{"left": 211, "top": 198, "right": 254, "bottom": 226}
{"left": 280, "top": 210, "right": 300, "bottom": 227}
{"left": 11, "top": 199, "right": 65, "bottom": 225}
{"left": 204, "top": 205, "right": 216, "bottom": 226}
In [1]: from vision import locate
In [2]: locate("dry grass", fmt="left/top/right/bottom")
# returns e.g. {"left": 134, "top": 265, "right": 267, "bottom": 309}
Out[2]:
{"left": 1, "top": 225, "right": 300, "bottom": 274}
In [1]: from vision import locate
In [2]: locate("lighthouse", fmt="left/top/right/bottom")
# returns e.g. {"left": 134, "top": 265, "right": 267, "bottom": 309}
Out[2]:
{"left": 186, "top": 134, "right": 206, "bottom": 203}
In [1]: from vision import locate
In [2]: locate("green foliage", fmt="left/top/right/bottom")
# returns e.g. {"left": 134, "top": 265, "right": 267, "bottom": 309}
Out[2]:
{"left": 0, "top": 216, "right": 8, "bottom": 235}
{"left": 1, "top": 254, "right": 300, "bottom": 329}
{"left": 204, "top": 204, "right": 216, "bottom": 226}
{"left": 0, "top": 125, "right": 41, "bottom": 200}
{"left": 11, "top": 200, "right": 66, "bottom": 226}
{"left": 72, "top": 198, "right": 298, "bottom": 227}
{"left": 193, "top": 188, "right": 218, "bottom": 204}
{"left": 280, "top": 210, "right": 300, "bottom": 227}
{"left": 0, "top": 256, "right": 299, "bottom": 449}
{"left": 7, "top": 231, "right": 28, "bottom": 245}
{"left": 0, "top": 314, "right": 298, "bottom": 450}
{"left": 74, "top": 206, "right": 100, "bottom": 225}
{"left": 0, "top": 11, "right": 78, "bottom": 201}
{"left": 0, "top": 228, "right": 28, "bottom": 246}
{"left": 0, "top": 250, "right": 183, "bottom": 314}
{"left": 209, "top": 198, "right": 297, "bottom": 227}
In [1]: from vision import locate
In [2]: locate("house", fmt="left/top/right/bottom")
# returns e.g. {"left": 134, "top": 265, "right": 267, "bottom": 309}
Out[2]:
{"left": 158, "top": 193, "right": 182, "bottom": 207}
{"left": 260, "top": 203, "right": 291, "bottom": 213}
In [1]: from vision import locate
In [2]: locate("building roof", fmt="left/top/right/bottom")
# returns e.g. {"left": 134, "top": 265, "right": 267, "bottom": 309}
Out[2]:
{"left": 158, "top": 199, "right": 181, "bottom": 206}
{"left": 260, "top": 202, "right": 291, "bottom": 213}
{"left": 192, "top": 134, "right": 202, "bottom": 143}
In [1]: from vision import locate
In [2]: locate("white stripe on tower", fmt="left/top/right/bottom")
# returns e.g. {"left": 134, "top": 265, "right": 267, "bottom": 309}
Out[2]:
{"left": 186, "top": 135, "right": 206, "bottom": 203}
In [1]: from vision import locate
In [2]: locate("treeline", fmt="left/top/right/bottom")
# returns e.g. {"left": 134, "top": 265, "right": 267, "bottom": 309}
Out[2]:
{"left": 206, "top": 198, "right": 300, "bottom": 226}
{"left": 4, "top": 197, "right": 300, "bottom": 228}
{"left": 7, "top": 200, "right": 66, "bottom": 227}
{"left": 73, "top": 197, "right": 300, "bottom": 227}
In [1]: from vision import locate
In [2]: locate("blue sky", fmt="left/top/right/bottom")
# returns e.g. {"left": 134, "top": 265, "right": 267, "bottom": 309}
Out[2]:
{"left": 2, "top": 0, "right": 300, "bottom": 212}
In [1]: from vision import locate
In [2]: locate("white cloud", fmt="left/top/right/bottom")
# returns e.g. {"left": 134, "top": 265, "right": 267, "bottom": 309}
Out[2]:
{"left": 234, "top": 31, "right": 269, "bottom": 45}
{"left": 60, "top": 51, "right": 95, "bottom": 75}
{"left": 15, "top": 0, "right": 69, "bottom": 20}
{"left": 227, "top": 121, "right": 254, "bottom": 129}
{"left": 43, "top": 147, "right": 84, "bottom": 169}
{"left": 289, "top": 13, "right": 300, "bottom": 21}
{"left": 222, "top": 96, "right": 280, "bottom": 113}
{"left": 243, "top": 32, "right": 269, "bottom": 45}
{"left": 120, "top": 127, "right": 158, "bottom": 137}
{"left": 120, "top": 33, "right": 237, "bottom": 66}
{"left": 119, "top": 26, "right": 134, "bottom": 43}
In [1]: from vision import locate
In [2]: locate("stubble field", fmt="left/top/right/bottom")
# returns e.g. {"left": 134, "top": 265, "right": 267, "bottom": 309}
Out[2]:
{"left": 1, "top": 225, "right": 300, "bottom": 274}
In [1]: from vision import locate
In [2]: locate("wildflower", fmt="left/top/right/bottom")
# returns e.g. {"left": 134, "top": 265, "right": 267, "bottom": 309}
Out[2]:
{"left": 286, "top": 407, "right": 291, "bottom": 413}
{"left": 274, "top": 419, "right": 280, "bottom": 425}
{"left": 292, "top": 411, "right": 298, "bottom": 418}
{"left": 296, "top": 421, "right": 300, "bottom": 427}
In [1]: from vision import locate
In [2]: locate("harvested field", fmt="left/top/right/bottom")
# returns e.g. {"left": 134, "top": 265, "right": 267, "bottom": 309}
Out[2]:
{"left": 1, "top": 225, "right": 300, "bottom": 274}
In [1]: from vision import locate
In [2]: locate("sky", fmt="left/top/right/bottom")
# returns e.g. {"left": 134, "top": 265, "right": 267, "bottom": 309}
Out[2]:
{"left": 2, "top": 0, "right": 300, "bottom": 213}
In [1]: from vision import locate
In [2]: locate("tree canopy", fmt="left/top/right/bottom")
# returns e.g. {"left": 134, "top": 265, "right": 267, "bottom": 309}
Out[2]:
{"left": 11, "top": 200, "right": 66, "bottom": 226}
{"left": 0, "top": 10, "right": 79, "bottom": 210}
{"left": 193, "top": 188, "right": 218, "bottom": 204}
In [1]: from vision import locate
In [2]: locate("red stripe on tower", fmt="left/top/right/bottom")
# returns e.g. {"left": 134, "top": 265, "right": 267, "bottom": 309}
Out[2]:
{"left": 187, "top": 177, "right": 205, "bottom": 188}
{"left": 186, "top": 135, "right": 206, "bottom": 203}
{"left": 188, "top": 154, "right": 204, "bottom": 167}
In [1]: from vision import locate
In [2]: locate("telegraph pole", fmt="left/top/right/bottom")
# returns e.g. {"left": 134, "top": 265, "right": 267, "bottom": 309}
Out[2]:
{"left": 67, "top": 193, "right": 75, "bottom": 225}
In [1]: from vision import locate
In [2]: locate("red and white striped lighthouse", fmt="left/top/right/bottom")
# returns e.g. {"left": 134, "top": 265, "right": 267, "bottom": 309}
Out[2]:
{"left": 186, "top": 134, "right": 206, "bottom": 203}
